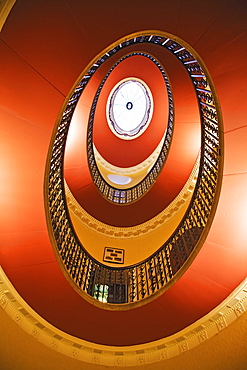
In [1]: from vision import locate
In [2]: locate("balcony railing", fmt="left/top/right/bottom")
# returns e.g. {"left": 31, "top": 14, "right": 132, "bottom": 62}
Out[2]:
{"left": 45, "top": 31, "right": 223, "bottom": 308}
{"left": 87, "top": 52, "right": 174, "bottom": 204}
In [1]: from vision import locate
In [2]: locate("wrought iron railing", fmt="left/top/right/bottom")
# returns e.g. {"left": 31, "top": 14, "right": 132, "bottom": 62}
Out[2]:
{"left": 87, "top": 52, "right": 174, "bottom": 204}
{"left": 45, "top": 32, "right": 223, "bottom": 308}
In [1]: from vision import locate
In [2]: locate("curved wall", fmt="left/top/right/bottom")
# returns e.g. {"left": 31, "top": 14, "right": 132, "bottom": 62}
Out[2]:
{"left": 0, "top": 0, "right": 247, "bottom": 355}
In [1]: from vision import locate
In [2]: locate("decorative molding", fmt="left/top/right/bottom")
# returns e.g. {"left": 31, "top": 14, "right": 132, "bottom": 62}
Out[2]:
{"left": 65, "top": 155, "right": 199, "bottom": 239}
{"left": 0, "top": 267, "right": 246, "bottom": 367}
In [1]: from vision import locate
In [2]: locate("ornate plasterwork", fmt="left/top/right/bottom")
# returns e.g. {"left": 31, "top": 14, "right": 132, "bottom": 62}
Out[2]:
{"left": 65, "top": 156, "right": 199, "bottom": 239}
{"left": 0, "top": 266, "right": 246, "bottom": 367}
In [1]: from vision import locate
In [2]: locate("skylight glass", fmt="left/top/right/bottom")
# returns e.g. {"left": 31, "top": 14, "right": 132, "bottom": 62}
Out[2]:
{"left": 107, "top": 78, "right": 153, "bottom": 140}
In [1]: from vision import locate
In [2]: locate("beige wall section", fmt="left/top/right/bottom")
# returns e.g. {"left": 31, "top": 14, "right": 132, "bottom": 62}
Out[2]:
{"left": 0, "top": 266, "right": 247, "bottom": 369}
{"left": 0, "top": 293, "right": 247, "bottom": 370}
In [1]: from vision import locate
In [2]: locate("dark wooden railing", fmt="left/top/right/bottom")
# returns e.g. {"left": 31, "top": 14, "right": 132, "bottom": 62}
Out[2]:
{"left": 45, "top": 32, "right": 223, "bottom": 307}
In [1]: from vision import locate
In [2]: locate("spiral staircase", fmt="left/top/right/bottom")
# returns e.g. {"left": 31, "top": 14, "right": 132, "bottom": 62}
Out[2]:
{"left": 0, "top": 1, "right": 247, "bottom": 369}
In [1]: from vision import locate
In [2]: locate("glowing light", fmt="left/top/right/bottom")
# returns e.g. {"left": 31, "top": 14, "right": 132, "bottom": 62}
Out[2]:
{"left": 107, "top": 174, "right": 132, "bottom": 185}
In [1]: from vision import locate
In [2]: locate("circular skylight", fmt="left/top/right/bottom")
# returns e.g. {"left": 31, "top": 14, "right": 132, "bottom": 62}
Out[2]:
{"left": 106, "top": 78, "right": 153, "bottom": 140}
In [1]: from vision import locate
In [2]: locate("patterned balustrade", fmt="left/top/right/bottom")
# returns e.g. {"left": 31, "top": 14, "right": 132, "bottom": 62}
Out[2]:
{"left": 87, "top": 52, "right": 174, "bottom": 204}
{"left": 45, "top": 32, "right": 223, "bottom": 308}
